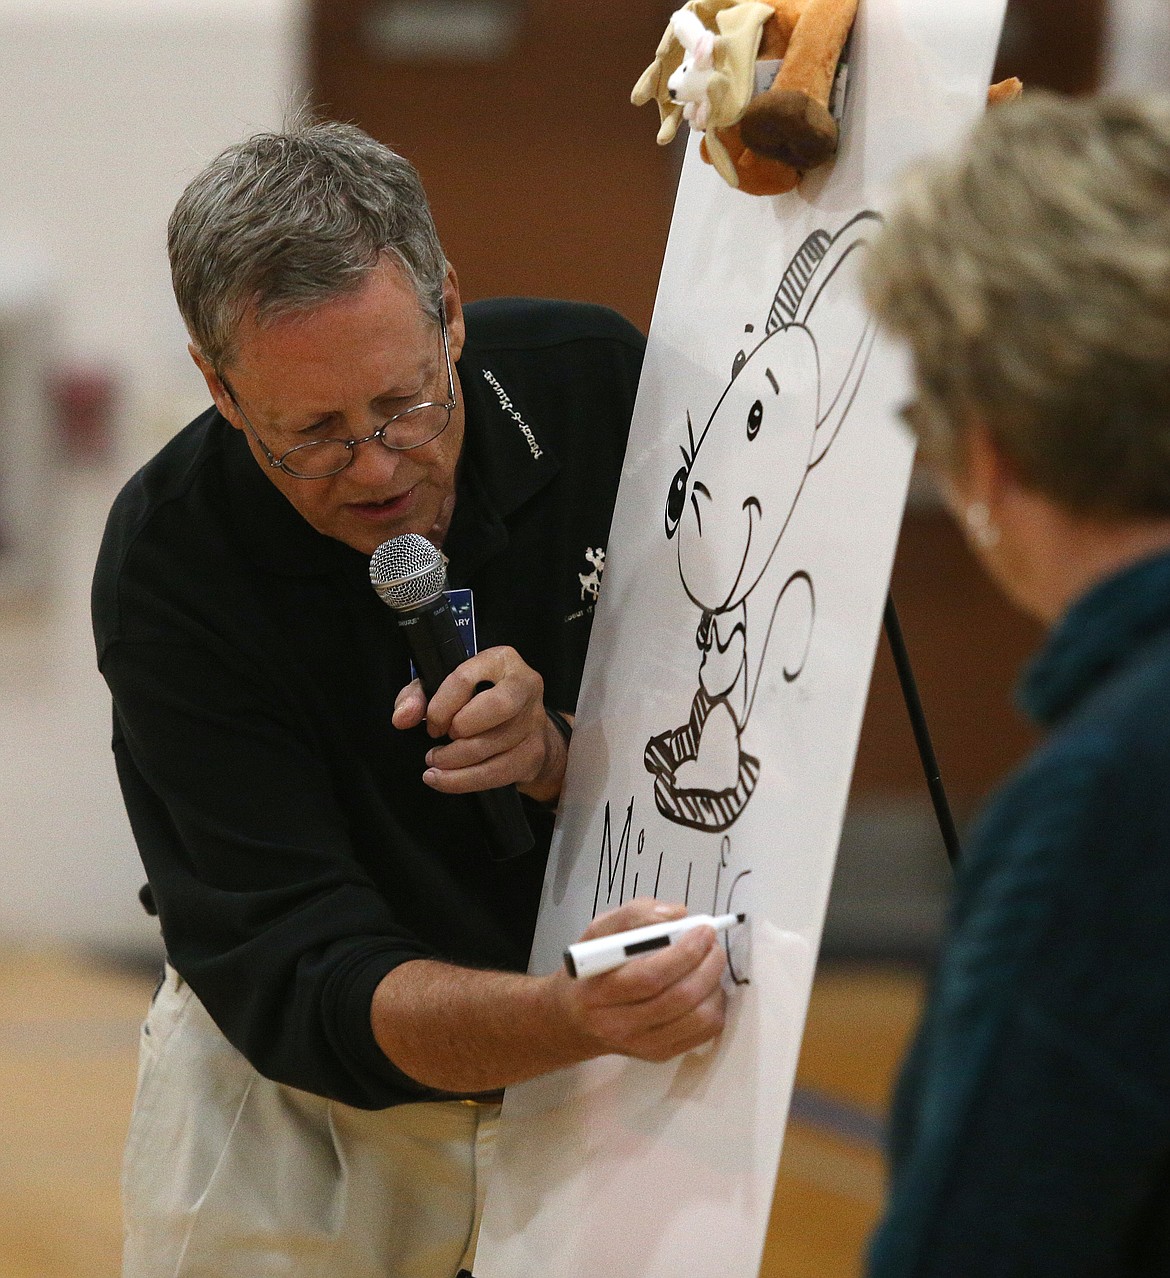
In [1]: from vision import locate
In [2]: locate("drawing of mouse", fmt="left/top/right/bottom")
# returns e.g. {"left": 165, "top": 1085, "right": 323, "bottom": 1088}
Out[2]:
{"left": 644, "top": 211, "right": 881, "bottom": 832}
{"left": 667, "top": 8, "right": 718, "bottom": 131}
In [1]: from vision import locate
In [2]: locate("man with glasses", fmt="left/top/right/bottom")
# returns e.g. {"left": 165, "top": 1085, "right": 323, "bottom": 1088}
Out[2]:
{"left": 92, "top": 120, "right": 729, "bottom": 1276}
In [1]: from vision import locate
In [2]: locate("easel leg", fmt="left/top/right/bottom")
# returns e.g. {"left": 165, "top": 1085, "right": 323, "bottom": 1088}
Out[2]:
{"left": 882, "top": 594, "right": 962, "bottom": 867}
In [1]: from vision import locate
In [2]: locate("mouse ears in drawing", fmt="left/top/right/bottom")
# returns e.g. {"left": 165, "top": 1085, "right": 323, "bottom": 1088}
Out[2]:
{"left": 631, "top": 0, "right": 859, "bottom": 197}
{"left": 771, "top": 212, "right": 880, "bottom": 464}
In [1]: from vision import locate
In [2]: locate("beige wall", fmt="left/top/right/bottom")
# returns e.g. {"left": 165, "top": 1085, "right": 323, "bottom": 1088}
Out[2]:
{"left": 0, "top": 0, "right": 306, "bottom": 467}
{"left": 0, "top": 0, "right": 305, "bottom": 951}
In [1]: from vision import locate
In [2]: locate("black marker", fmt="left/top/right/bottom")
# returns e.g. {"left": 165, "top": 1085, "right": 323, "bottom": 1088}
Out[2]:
{"left": 564, "top": 913, "right": 746, "bottom": 978}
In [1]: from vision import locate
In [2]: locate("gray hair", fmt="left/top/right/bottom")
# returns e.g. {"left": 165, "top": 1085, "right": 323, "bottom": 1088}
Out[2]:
{"left": 863, "top": 92, "right": 1170, "bottom": 518}
{"left": 169, "top": 117, "right": 448, "bottom": 371}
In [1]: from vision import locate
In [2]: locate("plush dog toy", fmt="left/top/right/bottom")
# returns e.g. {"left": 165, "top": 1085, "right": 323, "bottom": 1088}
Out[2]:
{"left": 634, "top": 1, "right": 1024, "bottom": 196}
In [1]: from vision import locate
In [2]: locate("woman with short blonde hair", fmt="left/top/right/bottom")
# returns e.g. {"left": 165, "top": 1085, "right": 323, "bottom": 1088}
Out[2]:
{"left": 863, "top": 93, "right": 1170, "bottom": 1276}
{"left": 868, "top": 93, "right": 1170, "bottom": 522}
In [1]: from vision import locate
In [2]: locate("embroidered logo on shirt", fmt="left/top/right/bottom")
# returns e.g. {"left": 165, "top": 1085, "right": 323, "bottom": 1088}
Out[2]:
{"left": 565, "top": 546, "right": 607, "bottom": 623}
{"left": 578, "top": 546, "right": 606, "bottom": 602}
{"left": 483, "top": 369, "right": 543, "bottom": 460}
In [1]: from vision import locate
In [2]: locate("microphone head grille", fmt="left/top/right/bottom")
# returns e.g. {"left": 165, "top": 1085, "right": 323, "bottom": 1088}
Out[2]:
{"left": 369, "top": 534, "right": 448, "bottom": 610}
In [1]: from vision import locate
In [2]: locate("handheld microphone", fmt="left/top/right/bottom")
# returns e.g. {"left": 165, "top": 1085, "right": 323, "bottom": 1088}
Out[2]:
{"left": 370, "top": 533, "right": 535, "bottom": 861}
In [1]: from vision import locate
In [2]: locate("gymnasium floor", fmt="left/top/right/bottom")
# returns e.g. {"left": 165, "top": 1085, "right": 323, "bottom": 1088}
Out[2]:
{"left": 0, "top": 948, "right": 924, "bottom": 1278}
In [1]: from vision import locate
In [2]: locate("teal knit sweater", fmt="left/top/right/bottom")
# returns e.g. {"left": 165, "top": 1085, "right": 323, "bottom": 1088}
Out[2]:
{"left": 867, "top": 550, "right": 1170, "bottom": 1277}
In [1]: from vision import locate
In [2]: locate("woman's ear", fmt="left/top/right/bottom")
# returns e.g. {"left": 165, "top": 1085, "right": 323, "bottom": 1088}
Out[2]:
{"left": 951, "top": 414, "right": 1017, "bottom": 515}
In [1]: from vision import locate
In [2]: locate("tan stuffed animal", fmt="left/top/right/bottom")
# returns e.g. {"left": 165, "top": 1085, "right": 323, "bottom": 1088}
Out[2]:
{"left": 633, "top": 0, "right": 856, "bottom": 194}
{"left": 739, "top": 0, "right": 858, "bottom": 168}
{"left": 634, "top": 2, "right": 1025, "bottom": 197}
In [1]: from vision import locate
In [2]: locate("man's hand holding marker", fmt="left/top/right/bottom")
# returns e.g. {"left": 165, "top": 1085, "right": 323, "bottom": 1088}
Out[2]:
{"left": 551, "top": 900, "right": 744, "bottom": 1064}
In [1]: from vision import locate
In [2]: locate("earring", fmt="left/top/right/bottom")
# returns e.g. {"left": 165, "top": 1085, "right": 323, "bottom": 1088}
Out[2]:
{"left": 964, "top": 501, "right": 1001, "bottom": 549}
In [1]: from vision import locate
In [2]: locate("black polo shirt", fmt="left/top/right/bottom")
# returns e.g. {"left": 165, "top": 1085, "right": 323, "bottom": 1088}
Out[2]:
{"left": 92, "top": 297, "right": 644, "bottom": 1108}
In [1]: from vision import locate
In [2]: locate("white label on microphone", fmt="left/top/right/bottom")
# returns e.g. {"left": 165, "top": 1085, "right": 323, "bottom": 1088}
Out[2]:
{"left": 445, "top": 588, "right": 478, "bottom": 657}
{"left": 408, "top": 587, "right": 478, "bottom": 682}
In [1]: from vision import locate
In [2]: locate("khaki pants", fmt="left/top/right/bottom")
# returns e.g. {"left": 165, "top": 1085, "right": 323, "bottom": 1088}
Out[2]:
{"left": 123, "top": 964, "right": 498, "bottom": 1278}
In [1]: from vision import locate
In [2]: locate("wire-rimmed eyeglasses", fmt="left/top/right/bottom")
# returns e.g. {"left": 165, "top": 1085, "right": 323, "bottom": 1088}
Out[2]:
{"left": 219, "top": 309, "right": 456, "bottom": 480}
